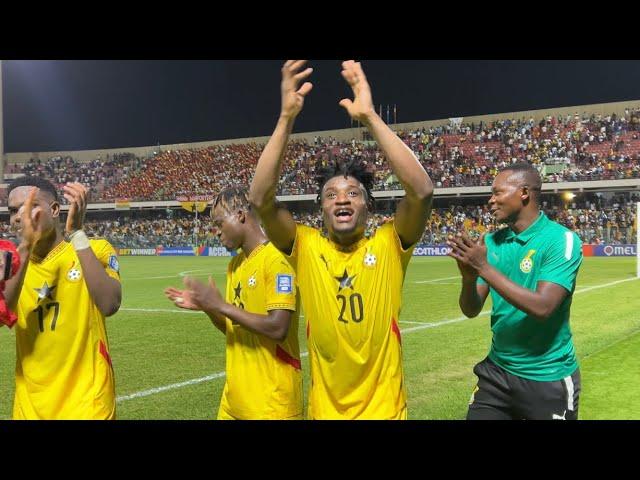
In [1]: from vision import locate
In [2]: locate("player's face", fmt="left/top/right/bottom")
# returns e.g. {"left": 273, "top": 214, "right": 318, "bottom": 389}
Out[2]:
{"left": 8, "top": 186, "right": 59, "bottom": 240}
{"left": 320, "top": 175, "right": 368, "bottom": 245}
{"left": 211, "top": 204, "right": 244, "bottom": 251}
{"left": 488, "top": 171, "right": 524, "bottom": 224}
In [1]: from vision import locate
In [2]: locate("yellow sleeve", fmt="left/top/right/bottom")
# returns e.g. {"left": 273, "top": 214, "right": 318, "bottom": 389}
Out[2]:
{"left": 285, "top": 224, "right": 316, "bottom": 267}
{"left": 386, "top": 222, "right": 417, "bottom": 270}
{"left": 224, "top": 257, "right": 236, "bottom": 330}
{"left": 90, "top": 239, "right": 121, "bottom": 281}
{"left": 264, "top": 249, "right": 297, "bottom": 312}
{"left": 225, "top": 258, "right": 234, "bottom": 304}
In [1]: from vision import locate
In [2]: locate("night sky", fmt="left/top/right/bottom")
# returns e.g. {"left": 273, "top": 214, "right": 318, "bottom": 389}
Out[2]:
{"left": 2, "top": 60, "right": 640, "bottom": 153}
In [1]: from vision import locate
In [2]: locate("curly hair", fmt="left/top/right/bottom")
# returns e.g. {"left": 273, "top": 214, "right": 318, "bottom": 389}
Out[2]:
{"left": 315, "top": 156, "right": 375, "bottom": 210}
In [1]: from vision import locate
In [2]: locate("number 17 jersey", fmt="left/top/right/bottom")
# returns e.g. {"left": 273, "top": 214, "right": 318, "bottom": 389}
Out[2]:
{"left": 13, "top": 239, "right": 120, "bottom": 420}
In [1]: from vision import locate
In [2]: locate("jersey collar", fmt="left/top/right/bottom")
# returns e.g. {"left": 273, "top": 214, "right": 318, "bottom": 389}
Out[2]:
{"left": 245, "top": 240, "right": 270, "bottom": 261}
{"left": 30, "top": 239, "right": 70, "bottom": 264}
{"left": 327, "top": 235, "right": 368, "bottom": 253}
{"left": 506, "top": 211, "right": 548, "bottom": 245}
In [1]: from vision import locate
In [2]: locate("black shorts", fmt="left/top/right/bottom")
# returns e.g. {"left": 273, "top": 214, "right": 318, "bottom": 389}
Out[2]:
{"left": 467, "top": 357, "right": 581, "bottom": 420}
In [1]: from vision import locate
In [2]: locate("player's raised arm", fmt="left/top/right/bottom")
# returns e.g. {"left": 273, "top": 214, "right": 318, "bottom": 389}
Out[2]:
{"left": 64, "top": 182, "right": 121, "bottom": 317}
{"left": 249, "top": 60, "right": 313, "bottom": 255}
{"left": 338, "top": 60, "right": 433, "bottom": 249}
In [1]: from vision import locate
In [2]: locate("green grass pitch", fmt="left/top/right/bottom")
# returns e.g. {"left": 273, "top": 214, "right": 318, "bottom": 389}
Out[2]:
{"left": 0, "top": 256, "right": 637, "bottom": 420}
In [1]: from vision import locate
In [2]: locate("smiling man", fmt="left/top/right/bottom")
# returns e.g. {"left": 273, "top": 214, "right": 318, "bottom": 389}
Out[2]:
{"left": 249, "top": 60, "right": 434, "bottom": 419}
{"left": 447, "top": 162, "right": 584, "bottom": 420}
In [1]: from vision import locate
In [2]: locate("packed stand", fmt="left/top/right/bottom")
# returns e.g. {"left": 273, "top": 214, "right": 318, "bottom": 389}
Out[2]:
{"left": 3, "top": 192, "right": 624, "bottom": 248}
{"left": 5, "top": 108, "right": 640, "bottom": 202}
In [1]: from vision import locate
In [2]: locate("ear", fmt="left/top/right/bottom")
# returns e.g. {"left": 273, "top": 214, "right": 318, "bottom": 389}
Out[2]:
{"left": 238, "top": 209, "right": 246, "bottom": 224}
{"left": 521, "top": 185, "right": 531, "bottom": 204}
{"left": 50, "top": 201, "right": 61, "bottom": 218}
{"left": 367, "top": 195, "right": 375, "bottom": 212}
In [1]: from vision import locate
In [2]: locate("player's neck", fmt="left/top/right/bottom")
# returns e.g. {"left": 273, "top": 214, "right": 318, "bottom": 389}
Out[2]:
{"left": 328, "top": 231, "right": 364, "bottom": 250}
{"left": 241, "top": 227, "right": 268, "bottom": 257}
{"left": 509, "top": 208, "right": 541, "bottom": 234}
{"left": 33, "top": 229, "right": 64, "bottom": 259}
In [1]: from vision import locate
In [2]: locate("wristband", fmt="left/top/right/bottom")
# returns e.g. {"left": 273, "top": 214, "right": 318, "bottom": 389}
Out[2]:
{"left": 67, "top": 230, "right": 90, "bottom": 251}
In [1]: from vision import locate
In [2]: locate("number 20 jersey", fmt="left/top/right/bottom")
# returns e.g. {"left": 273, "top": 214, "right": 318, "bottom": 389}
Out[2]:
{"left": 287, "top": 222, "right": 415, "bottom": 419}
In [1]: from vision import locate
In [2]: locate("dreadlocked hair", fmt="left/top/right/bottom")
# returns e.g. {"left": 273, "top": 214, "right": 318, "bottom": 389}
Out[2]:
{"left": 212, "top": 186, "right": 252, "bottom": 215}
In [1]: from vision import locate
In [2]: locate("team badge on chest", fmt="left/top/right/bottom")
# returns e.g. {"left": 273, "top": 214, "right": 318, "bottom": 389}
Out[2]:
{"left": 67, "top": 261, "right": 83, "bottom": 282}
{"left": 519, "top": 249, "right": 536, "bottom": 273}
{"left": 248, "top": 274, "right": 257, "bottom": 288}
{"left": 363, "top": 252, "right": 377, "bottom": 268}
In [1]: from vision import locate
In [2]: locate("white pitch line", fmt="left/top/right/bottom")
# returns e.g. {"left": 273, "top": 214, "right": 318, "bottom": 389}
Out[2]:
{"left": 125, "top": 270, "right": 227, "bottom": 281}
{"left": 581, "top": 328, "right": 640, "bottom": 361}
{"left": 399, "top": 320, "right": 444, "bottom": 325}
{"left": 574, "top": 277, "right": 638, "bottom": 294}
{"left": 179, "top": 269, "right": 209, "bottom": 277}
{"left": 115, "top": 275, "right": 639, "bottom": 403}
{"left": 125, "top": 273, "right": 224, "bottom": 281}
{"left": 128, "top": 274, "right": 186, "bottom": 280}
{"left": 414, "top": 275, "right": 460, "bottom": 284}
{"left": 116, "top": 372, "right": 227, "bottom": 401}
{"left": 119, "top": 308, "right": 306, "bottom": 319}
{"left": 121, "top": 308, "right": 203, "bottom": 314}
{"left": 400, "top": 311, "right": 491, "bottom": 333}
{"left": 117, "top": 352, "right": 310, "bottom": 402}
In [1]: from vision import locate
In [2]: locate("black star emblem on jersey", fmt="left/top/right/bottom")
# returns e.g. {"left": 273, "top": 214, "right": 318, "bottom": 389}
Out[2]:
{"left": 334, "top": 269, "right": 357, "bottom": 292}
{"left": 233, "top": 282, "right": 242, "bottom": 301}
{"left": 34, "top": 281, "right": 56, "bottom": 301}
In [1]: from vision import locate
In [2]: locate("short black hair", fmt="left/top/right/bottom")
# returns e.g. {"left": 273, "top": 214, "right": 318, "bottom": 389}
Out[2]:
{"left": 7, "top": 176, "right": 59, "bottom": 202}
{"left": 500, "top": 162, "right": 542, "bottom": 200}
{"left": 316, "top": 157, "right": 375, "bottom": 210}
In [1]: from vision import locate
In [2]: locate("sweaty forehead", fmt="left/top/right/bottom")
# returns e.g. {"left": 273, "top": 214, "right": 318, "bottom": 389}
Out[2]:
{"left": 323, "top": 175, "right": 365, "bottom": 192}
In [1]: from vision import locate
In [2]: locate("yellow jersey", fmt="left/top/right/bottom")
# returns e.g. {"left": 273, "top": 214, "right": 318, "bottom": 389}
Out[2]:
{"left": 13, "top": 239, "right": 120, "bottom": 420}
{"left": 218, "top": 241, "right": 302, "bottom": 420}
{"left": 287, "top": 222, "right": 414, "bottom": 419}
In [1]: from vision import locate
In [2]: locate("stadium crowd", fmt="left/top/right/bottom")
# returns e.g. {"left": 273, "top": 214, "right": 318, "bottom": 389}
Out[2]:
{"left": 5, "top": 108, "right": 640, "bottom": 202}
{"left": 2, "top": 194, "right": 634, "bottom": 248}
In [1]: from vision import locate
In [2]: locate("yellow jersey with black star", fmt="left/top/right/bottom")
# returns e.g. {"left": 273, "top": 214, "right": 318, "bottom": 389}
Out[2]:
{"left": 218, "top": 241, "right": 302, "bottom": 420}
{"left": 287, "top": 222, "right": 414, "bottom": 419}
{"left": 13, "top": 239, "right": 120, "bottom": 420}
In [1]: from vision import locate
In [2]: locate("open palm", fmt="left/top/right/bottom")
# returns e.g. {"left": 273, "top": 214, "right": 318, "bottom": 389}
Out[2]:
{"left": 164, "top": 287, "right": 201, "bottom": 311}
{"left": 339, "top": 60, "right": 375, "bottom": 123}
{"left": 281, "top": 60, "right": 313, "bottom": 119}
